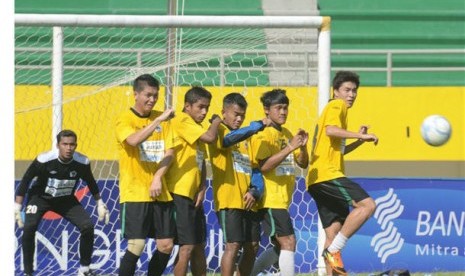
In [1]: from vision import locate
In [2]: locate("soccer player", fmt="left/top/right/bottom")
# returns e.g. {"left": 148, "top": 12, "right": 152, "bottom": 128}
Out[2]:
{"left": 208, "top": 92, "right": 271, "bottom": 276}
{"left": 115, "top": 74, "right": 176, "bottom": 276}
{"left": 307, "top": 71, "right": 378, "bottom": 275}
{"left": 250, "top": 89, "right": 309, "bottom": 276}
{"left": 164, "top": 86, "right": 222, "bottom": 276}
{"left": 14, "top": 129, "right": 109, "bottom": 276}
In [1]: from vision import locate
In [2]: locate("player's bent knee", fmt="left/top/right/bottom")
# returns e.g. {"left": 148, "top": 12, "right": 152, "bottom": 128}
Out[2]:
{"left": 127, "top": 239, "right": 145, "bottom": 256}
{"left": 277, "top": 235, "right": 296, "bottom": 251}
{"left": 356, "top": 197, "right": 376, "bottom": 216}
{"left": 156, "top": 238, "right": 174, "bottom": 254}
{"left": 242, "top": 242, "right": 259, "bottom": 255}
{"left": 178, "top": 244, "right": 194, "bottom": 257}
{"left": 368, "top": 197, "right": 377, "bottom": 214}
{"left": 225, "top": 242, "right": 241, "bottom": 252}
{"left": 361, "top": 197, "right": 377, "bottom": 216}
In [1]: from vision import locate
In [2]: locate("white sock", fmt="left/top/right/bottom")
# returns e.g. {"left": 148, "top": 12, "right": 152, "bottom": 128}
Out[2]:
{"left": 328, "top": 232, "right": 348, "bottom": 253}
{"left": 250, "top": 246, "right": 279, "bottom": 276}
{"left": 79, "top": 266, "right": 90, "bottom": 273}
{"left": 278, "top": 250, "right": 295, "bottom": 276}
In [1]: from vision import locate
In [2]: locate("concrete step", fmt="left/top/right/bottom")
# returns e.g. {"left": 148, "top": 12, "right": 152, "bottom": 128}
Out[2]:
{"left": 261, "top": 0, "right": 320, "bottom": 85}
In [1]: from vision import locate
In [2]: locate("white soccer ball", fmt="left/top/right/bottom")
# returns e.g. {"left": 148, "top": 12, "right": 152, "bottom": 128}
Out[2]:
{"left": 420, "top": 115, "right": 451, "bottom": 146}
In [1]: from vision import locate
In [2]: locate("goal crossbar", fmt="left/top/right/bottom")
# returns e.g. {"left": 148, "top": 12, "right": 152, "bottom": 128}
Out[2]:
{"left": 16, "top": 14, "right": 327, "bottom": 28}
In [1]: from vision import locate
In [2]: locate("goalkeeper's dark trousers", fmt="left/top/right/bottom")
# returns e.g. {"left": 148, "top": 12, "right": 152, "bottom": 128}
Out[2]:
{"left": 22, "top": 195, "right": 94, "bottom": 273}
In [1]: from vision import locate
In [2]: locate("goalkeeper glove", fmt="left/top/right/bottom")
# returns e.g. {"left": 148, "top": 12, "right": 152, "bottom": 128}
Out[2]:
{"left": 14, "top": 202, "right": 24, "bottom": 228}
{"left": 96, "top": 199, "right": 110, "bottom": 225}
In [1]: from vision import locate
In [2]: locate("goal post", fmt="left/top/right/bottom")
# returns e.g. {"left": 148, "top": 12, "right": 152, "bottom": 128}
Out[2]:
{"left": 15, "top": 14, "right": 331, "bottom": 275}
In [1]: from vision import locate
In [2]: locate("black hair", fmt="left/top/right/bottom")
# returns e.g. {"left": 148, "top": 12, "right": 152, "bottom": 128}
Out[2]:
{"left": 56, "top": 129, "right": 77, "bottom": 144}
{"left": 223, "top": 92, "right": 247, "bottom": 110}
{"left": 332, "top": 71, "right": 360, "bottom": 91}
{"left": 133, "top": 74, "right": 160, "bottom": 92}
{"left": 260, "top": 89, "right": 289, "bottom": 108}
{"left": 184, "top": 86, "right": 212, "bottom": 105}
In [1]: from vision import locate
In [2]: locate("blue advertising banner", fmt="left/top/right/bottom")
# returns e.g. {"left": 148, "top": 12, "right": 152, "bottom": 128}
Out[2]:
{"left": 346, "top": 178, "right": 465, "bottom": 273}
{"left": 14, "top": 178, "right": 465, "bottom": 275}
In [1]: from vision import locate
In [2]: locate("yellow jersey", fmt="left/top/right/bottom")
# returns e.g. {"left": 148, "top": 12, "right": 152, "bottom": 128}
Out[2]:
{"left": 165, "top": 112, "right": 207, "bottom": 200}
{"left": 250, "top": 126, "right": 299, "bottom": 209}
{"left": 208, "top": 124, "right": 252, "bottom": 211}
{"left": 115, "top": 109, "right": 175, "bottom": 203}
{"left": 307, "top": 99, "right": 348, "bottom": 185}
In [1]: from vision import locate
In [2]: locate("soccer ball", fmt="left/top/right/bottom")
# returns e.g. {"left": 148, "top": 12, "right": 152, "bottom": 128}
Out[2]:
{"left": 420, "top": 115, "right": 451, "bottom": 146}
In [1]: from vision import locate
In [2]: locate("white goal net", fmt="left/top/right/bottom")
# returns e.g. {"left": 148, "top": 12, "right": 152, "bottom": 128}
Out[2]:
{"left": 15, "top": 14, "right": 330, "bottom": 275}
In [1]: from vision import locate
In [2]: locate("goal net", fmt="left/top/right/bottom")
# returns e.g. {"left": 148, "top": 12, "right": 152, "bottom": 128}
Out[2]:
{"left": 15, "top": 14, "right": 330, "bottom": 275}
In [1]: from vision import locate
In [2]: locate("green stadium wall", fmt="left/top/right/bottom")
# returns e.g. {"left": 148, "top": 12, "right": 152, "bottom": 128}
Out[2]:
{"left": 319, "top": 0, "right": 465, "bottom": 86}
{"left": 15, "top": 0, "right": 264, "bottom": 15}
{"left": 16, "top": 0, "right": 465, "bottom": 86}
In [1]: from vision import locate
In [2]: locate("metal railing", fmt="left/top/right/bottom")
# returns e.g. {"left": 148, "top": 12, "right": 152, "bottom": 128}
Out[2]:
{"left": 15, "top": 47, "right": 465, "bottom": 86}
{"left": 332, "top": 49, "right": 465, "bottom": 86}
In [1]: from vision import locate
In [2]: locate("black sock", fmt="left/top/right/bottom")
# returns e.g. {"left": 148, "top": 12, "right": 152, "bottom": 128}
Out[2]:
{"left": 119, "top": 250, "right": 139, "bottom": 276}
{"left": 147, "top": 250, "right": 171, "bottom": 276}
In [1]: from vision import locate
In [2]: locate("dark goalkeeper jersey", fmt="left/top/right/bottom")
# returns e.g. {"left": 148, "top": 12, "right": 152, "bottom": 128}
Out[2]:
{"left": 16, "top": 149, "right": 100, "bottom": 200}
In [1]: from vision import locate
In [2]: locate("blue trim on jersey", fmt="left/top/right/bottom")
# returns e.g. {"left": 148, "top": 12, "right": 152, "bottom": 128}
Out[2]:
{"left": 249, "top": 168, "right": 265, "bottom": 199}
{"left": 223, "top": 121, "right": 265, "bottom": 148}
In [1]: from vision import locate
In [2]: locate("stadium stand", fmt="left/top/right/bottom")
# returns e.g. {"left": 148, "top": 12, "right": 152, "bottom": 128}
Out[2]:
{"left": 15, "top": 26, "right": 268, "bottom": 86}
{"left": 15, "top": 0, "right": 264, "bottom": 15}
{"left": 15, "top": 0, "right": 266, "bottom": 86}
{"left": 318, "top": 0, "right": 465, "bottom": 86}
{"left": 16, "top": 0, "right": 465, "bottom": 86}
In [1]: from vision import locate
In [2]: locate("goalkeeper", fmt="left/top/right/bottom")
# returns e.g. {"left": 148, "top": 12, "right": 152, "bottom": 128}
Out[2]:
{"left": 14, "top": 129, "right": 109, "bottom": 276}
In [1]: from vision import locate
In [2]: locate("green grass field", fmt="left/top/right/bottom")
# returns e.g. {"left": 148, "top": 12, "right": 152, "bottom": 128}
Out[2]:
{"left": 102, "top": 270, "right": 465, "bottom": 275}
{"left": 196, "top": 273, "right": 465, "bottom": 276}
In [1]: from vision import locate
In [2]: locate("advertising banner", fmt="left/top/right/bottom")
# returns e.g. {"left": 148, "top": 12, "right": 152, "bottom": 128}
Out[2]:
{"left": 14, "top": 178, "right": 465, "bottom": 275}
{"left": 346, "top": 178, "right": 465, "bottom": 272}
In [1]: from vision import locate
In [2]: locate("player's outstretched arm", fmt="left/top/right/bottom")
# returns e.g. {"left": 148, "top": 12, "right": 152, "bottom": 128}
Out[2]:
{"left": 223, "top": 118, "right": 271, "bottom": 148}
{"left": 344, "top": 125, "right": 379, "bottom": 154}
{"left": 81, "top": 159, "right": 110, "bottom": 225}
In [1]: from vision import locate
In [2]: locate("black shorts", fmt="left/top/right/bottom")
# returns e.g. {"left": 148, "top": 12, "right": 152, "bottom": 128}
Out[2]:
{"left": 120, "top": 201, "right": 176, "bottom": 240}
{"left": 217, "top": 209, "right": 261, "bottom": 243}
{"left": 24, "top": 195, "right": 92, "bottom": 231}
{"left": 308, "top": 177, "right": 371, "bottom": 228}
{"left": 259, "top": 208, "right": 294, "bottom": 238}
{"left": 172, "top": 194, "right": 206, "bottom": 245}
